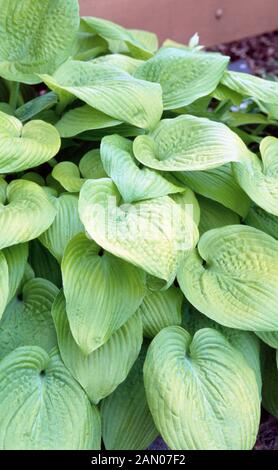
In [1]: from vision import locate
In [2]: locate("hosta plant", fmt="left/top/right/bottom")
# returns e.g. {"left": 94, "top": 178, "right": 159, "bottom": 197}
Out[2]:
{"left": 0, "top": 0, "right": 278, "bottom": 451}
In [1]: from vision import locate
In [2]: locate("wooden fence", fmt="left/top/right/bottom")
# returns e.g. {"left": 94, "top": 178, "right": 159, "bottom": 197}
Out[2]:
{"left": 80, "top": 0, "right": 278, "bottom": 46}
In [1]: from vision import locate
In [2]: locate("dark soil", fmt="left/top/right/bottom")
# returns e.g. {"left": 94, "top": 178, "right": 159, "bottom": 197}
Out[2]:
{"left": 150, "top": 30, "right": 278, "bottom": 452}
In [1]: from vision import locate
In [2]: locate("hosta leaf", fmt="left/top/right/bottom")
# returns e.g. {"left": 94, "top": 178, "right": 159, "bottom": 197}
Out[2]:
{"left": 52, "top": 291, "right": 143, "bottom": 404}
{"left": 178, "top": 225, "right": 278, "bottom": 331}
{"left": 22, "top": 172, "right": 45, "bottom": 186}
{"left": 174, "top": 163, "right": 250, "bottom": 217}
{"left": 130, "top": 29, "right": 158, "bottom": 53}
{"left": 40, "top": 60, "right": 163, "bottom": 129}
{"left": 198, "top": 196, "right": 240, "bottom": 235}
{"left": 81, "top": 16, "right": 153, "bottom": 60}
{"left": 233, "top": 137, "right": 278, "bottom": 216}
{"left": 79, "top": 178, "right": 198, "bottom": 285}
{"left": 0, "top": 112, "right": 61, "bottom": 173}
{"left": 0, "top": 346, "right": 100, "bottom": 450}
{"left": 245, "top": 204, "right": 278, "bottom": 239}
{"left": 3, "top": 243, "right": 28, "bottom": 302}
{"left": 101, "top": 344, "right": 158, "bottom": 450}
{"left": 92, "top": 54, "right": 143, "bottom": 74}
{"left": 29, "top": 240, "right": 62, "bottom": 288}
{"left": 133, "top": 115, "right": 249, "bottom": 172}
{"left": 138, "top": 285, "right": 183, "bottom": 338}
{"left": 221, "top": 70, "right": 278, "bottom": 109}
{"left": 55, "top": 105, "right": 121, "bottom": 138}
{"left": 135, "top": 48, "right": 229, "bottom": 109}
{"left": 79, "top": 149, "right": 107, "bottom": 179}
{"left": 144, "top": 326, "right": 260, "bottom": 450}
{"left": 184, "top": 308, "right": 261, "bottom": 391}
{"left": 15, "top": 92, "right": 58, "bottom": 123}
{"left": 0, "top": 0, "right": 80, "bottom": 84}
{"left": 39, "top": 193, "right": 83, "bottom": 262}
{"left": 262, "top": 346, "right": 278, "bottom": 419}
{"left": 0, "top": 278, "right": 58, "bottom": 360}
{"left": 0, "top": 180, "right": 56, "bottom": 249}
{"left": 255, "top": 331, "right": 278, "bottom": 349}
{"left": 52, "top": 162, "right": 84, "bottom": 193}
{"left": 101, "top": 134, "right": 184, "bottom": 203}
{"left": 61, "top": 233, "right": 146, "bottom": 354}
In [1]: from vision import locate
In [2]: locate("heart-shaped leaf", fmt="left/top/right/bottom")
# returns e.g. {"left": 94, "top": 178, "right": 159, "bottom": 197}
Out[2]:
{"left": 79, "top": 178, "right": 198, "bottom": 285}
{"left": 0, "top": 346, "right": 100, "bottom": 449}
{"left": 52, "top": 291, "right": 143, "bottom": 404}
{"left": 135, "top": 48, "right": 229, "bottom": 109}
{"left": 0, "top": 180, "right": 56, "bottom": 249}
{"left": 0, "top": 0, "right": 80, "bottom": 84}
{"left": 61, "top": 233, "right": 146, "bottom": 354}
{"left": 144, "top": 326, "right": 260, "bottom": 449}
{"left": 0, "top": 112, "right": 61, "bottom": 173}
{"left": 40, "top": 60, "right": 163, "bottom": 129}
{"left": 133, "top": 115, "right": 250, "bottom": 171}
{"left": 101, "top": 134, "right": 184, "bottom": 202}
{"left": 178, "top": 225, "right": 278, "bottom": 331}
{"left": 0, "top": 278, "right": 58, "bottom": 360}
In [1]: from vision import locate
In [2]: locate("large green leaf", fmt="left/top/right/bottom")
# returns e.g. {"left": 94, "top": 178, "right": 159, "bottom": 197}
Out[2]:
{"left": 139, "top": 285, "right": 183, "bottom": 338}
{"left": 79, "top": 178, "right": 198, "bottom": 285}
{"left": 100, "top": 134, "right": 184, "bottom": 203}
{"left": 0, "top": 346, "right": 100, "bottom": 449}
{"left": 144, "top": 326, "right": 260, "bottom": 450}
{"left": 174, "top": 163, "right": 250, "bottom": 217}
{"left": 221, "top": 70, "right": 278, "bottom": 112}
{"left": 55, "top": 105, "right": 121, "bottom": 138}
{"left": 101, "top": 344, "right": 158, "bottom": 450}
{"left": 0, "top": 278, "right": 58, "bottom": 360}
{"left": 178, "top": 225, "right": 278, "bottom": 331}
{"left": 233, "top": 137, "right": 278, "bottom": 216}
{"left": 40, "top": 193, "right": 84, "bottom": 262}
{"left": 52, "top": 291, "right": 143, "bottom": 404}
{"left": 198, "top": 196, "right": 240, "bottom": 235}
{"left": 0, "top": 180, "right": 56, "bottom": 249}
{"left": 0, "top": 112, "right": 60, "bottom": 173}
{"left": 133, "top": 115, "right": 250, "bottom": 171}
{"left": 40, "top": 60, "right": 163, "bottom": 129}
{"left": 245, "top": 204, "right": 278, "bottom": 239}
{"left": 135, "top": 48, "right": 229, "bottom": 109}
{"left": 3, "top": 243, "right": 28, "bottom": 302}
{"left": 61, "top": 233, "right": 146, "bottom": 355}
{"left": 81, "top": 16, "right": 153, "bottom": 60}
{"left": 0, "top": 0, "right": 80, "bottom": 84}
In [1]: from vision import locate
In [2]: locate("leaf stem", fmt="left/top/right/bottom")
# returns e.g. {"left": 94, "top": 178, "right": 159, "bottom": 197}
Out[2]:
{"left": 9, "top": 81, "right": 20, "bottom": 111}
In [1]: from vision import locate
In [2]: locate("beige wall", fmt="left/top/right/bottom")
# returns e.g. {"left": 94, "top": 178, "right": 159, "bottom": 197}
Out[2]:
{"left": 80, "top": 0, "right": 278, "bottom": 46}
